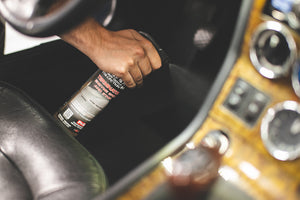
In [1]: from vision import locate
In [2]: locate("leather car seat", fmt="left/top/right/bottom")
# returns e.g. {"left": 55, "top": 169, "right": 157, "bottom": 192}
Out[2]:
{"left": 0, "top": 81, "right": 107, "bottom": 200}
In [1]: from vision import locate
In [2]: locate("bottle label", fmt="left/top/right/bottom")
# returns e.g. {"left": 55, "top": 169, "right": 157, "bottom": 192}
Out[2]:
{"left": 57, "top": 87, "right": 109, "bottom": 136}
{"left": 56, "top": 71, "right": 125, "bottom": 136}
{"left": 57, "top": 106, "right": 88, "bottom": 136}
{"left": 91, "top": 71, "right": 125, "bottom": 100}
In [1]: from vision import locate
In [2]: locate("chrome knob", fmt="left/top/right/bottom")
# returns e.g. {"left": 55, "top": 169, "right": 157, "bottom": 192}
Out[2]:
{"left": 164, "top": 131, "right": 229, "bottom": 199}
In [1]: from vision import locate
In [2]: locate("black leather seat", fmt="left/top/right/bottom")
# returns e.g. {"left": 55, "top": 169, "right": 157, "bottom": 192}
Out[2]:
{"left": 0, "top": 81, "right": 107, "bottom": 200}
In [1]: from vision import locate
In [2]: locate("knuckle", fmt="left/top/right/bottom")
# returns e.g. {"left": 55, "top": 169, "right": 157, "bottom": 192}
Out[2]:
{"left": 116, "top": 67, "right": 127, "bottom": 77}
{"left": 126, "top": 57, "right": 135, "bottom": 68}
{"left": 135, "top": 46, "right": 145, "bottom": 57}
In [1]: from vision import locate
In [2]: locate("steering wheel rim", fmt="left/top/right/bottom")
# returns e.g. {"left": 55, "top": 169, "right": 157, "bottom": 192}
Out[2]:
{"left": 0, "top": 0, "right": 109, "bottom": 37}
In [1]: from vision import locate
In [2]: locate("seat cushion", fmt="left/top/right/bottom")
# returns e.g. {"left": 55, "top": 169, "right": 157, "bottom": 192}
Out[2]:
{"left": 0, "top": 81, "right": 107, "bottom": 200}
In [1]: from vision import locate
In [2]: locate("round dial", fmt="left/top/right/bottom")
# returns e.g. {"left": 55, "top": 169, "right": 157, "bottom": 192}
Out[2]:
{"left": 250, "top": 21, "right": 297, "bottom": 79}
{"left": 261, "top": 101, "right": 300, "bottom": 161}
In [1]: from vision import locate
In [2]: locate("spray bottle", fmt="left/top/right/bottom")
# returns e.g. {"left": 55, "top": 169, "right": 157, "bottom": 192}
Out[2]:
{"left": 55, "top": 32, "right": 169, "bottom": 136}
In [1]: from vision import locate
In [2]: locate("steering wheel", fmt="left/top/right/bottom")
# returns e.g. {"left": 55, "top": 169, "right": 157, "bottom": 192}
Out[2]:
{"left": 0, "top": 0, "right": 110, "bottom": 37}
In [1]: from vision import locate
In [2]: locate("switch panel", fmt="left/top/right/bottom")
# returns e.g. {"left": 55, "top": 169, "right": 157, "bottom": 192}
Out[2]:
{"left": 223, "top": 78, "right": 270, "bottom": 126}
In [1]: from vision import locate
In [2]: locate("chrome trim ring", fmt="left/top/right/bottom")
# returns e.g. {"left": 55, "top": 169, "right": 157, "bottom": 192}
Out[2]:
{"left": 250, "top": 21, "right": 297, "bottom": 79}
{"left": 261, "top": 101, "right": 300, "bottom": 161}
{"left": 292, "top": 61, "right": 300, "bottom": 98}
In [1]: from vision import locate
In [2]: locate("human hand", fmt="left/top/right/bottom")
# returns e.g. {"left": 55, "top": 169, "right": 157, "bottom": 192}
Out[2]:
{"left": 60, "top": 18, "right": 162, "bottom": 88}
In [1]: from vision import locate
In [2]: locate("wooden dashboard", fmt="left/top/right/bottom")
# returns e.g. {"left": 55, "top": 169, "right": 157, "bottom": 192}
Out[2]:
{"left": 112, "top": 0, "right": 300, "bottom": 199}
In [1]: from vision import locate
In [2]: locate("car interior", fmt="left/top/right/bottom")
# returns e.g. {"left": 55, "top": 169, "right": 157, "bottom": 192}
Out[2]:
{"left": 0, "top": 0, "right": 299, "bottom": 199}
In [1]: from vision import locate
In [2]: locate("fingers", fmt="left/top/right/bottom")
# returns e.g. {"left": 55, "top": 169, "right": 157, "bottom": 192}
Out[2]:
{"left": 119, "top": 31, "right": 161, "bottom": 88}
{"left": 129, "top": 63, "right": 144, "bottom": 87}
{"left": 138, "top": 55, "right": 152, "bottom": 76}
{"left": 122, "top": 60, "right": 150, "bottom": 88}
{"left": 100, "top": 29, "right": 163, "bottom": 88}
{"left": 129, "top": 30, "right": 162, "bottom": 71}
{"left": 141, "top": 39, "right": 162, "bottom": 71}
{"left": 121, "top": 72, "right": 136, "bottom": 88}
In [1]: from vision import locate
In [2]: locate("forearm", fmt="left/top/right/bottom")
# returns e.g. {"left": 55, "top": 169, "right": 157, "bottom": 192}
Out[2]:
{"left": 60, "top": 17, "right": 108, "bottom": 60}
